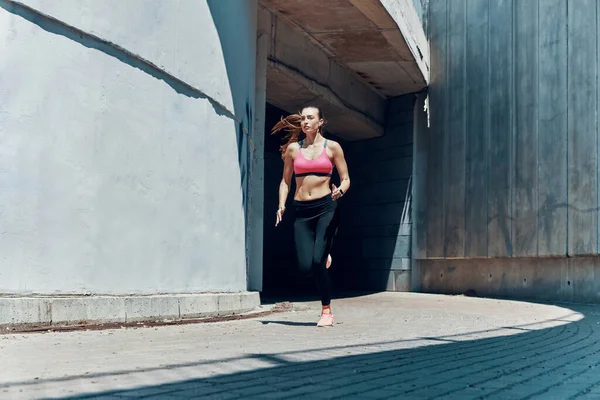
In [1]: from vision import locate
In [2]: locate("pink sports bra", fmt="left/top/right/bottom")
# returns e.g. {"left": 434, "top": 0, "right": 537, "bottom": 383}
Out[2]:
{"left": 294, "top": 139, "right": 333, "bottom": 177}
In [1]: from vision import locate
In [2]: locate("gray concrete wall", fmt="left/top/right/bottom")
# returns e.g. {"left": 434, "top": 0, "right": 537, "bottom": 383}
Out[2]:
{"left": 420, "top": 256, "right": 600, "bottom": 304}
{"left": 417, "top": 0, "right": 600, "bottom": 303}
{"left": 334, "top": 95, "right": 415, "bottom": 292}
{"left": 0, "top": 0, "right": 257, "bottom": 295}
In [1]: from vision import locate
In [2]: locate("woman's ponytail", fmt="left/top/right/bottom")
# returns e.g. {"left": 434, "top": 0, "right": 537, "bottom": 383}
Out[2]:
{"left": 271, "top": 114, "right": 303, "bottom": 160}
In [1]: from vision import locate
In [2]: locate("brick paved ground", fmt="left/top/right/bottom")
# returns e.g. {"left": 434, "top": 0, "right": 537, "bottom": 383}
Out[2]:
{"left": 1, "top": 292, "right": 599, "bottom": 399}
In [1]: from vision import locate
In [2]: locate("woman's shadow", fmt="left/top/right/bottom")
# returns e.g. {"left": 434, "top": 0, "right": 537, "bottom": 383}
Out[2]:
{"left": 260, "top": 320, "right": 316, "bottom": 327}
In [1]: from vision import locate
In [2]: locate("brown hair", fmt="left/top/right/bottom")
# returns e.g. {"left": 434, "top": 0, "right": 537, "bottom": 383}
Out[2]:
{"left": 271, "top": 106, "right": 325, "bottom": 159}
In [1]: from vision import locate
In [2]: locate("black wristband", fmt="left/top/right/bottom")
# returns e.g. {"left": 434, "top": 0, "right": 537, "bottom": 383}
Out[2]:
{"left": 339, "top": 188, "right": 344, "bottom": 195}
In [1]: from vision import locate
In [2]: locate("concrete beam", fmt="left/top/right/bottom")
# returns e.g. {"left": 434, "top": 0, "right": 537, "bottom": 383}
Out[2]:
{"left": 267, "top": 59, "right": 385, "bottom": 140}
{"left": 378, "top": 0, "right": 430, "bottom": 85}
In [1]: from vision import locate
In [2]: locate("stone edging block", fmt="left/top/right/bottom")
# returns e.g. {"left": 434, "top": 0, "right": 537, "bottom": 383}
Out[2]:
{"left": 0, "top": 292, "right": 260, "bottom": 327}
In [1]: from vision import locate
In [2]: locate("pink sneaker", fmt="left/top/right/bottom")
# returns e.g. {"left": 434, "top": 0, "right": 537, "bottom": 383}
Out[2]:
{"left": 317, "top": 311, "right": 334, "bottom": 327}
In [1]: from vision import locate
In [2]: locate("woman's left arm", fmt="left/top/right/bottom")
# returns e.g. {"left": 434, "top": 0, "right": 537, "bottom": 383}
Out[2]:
{"left": 331, "top": 141, "right": 350, "bottom": 200}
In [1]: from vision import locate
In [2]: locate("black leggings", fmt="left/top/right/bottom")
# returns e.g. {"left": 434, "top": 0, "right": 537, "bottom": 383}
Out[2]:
{"left": 293, "top": 194, "right": 340, "bottom": 306}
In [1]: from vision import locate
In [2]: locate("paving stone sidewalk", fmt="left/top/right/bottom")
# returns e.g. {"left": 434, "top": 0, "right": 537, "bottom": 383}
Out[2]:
{"left": 1, "top": 292, "right": 600, "bottom": 399}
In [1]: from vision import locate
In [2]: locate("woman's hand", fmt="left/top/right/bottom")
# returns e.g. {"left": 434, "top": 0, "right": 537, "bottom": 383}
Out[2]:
{"left": 275, "top": 206, "right": 286, "bottom": 226}
{"left": 331, "top": 184, "right": 344, "bottom": 200}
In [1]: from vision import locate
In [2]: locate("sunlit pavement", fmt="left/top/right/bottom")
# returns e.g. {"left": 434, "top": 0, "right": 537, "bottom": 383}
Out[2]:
{"left": 2, "top": 292, "right": 599, "bottom": 399}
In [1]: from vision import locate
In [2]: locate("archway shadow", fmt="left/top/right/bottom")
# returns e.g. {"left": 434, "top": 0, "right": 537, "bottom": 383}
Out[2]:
{"left": 45, "top": 303, "right": 600, "bottom": 399}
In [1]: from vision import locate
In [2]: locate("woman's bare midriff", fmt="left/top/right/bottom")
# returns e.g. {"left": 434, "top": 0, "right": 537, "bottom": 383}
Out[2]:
{"left": 294, "top": 176, "right": 331, "bottom": 201}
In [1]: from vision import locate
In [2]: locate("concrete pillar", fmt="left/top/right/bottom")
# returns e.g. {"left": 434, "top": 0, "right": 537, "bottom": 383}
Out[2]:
{"left": 247, "top": 7, "right": 270, "bottom": 292}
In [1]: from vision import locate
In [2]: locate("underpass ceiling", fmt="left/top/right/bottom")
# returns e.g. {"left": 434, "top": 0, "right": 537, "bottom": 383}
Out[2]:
{"left": 259, "top": 0, "right": 429, "bottom": 140}
{"left": 260, "top": 0, "right": 427, "bottom": 98}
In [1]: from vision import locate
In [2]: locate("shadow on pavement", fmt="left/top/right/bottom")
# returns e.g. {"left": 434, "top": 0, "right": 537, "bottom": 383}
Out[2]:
{"left": 46, "top": 303, "right": 600, "bottom": 400}
{"left": 259, "top": 320, "right": 316, "bottom": 327}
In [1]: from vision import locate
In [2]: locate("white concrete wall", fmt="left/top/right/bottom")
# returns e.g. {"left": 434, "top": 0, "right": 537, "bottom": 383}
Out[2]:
{"left": 0, "top": 0, "right": 257, "bottom": 294}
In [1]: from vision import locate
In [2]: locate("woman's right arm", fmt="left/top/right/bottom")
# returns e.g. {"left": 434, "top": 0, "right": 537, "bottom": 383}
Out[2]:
{"left": 276, "top": 145, "right": 295, "bottom": 226}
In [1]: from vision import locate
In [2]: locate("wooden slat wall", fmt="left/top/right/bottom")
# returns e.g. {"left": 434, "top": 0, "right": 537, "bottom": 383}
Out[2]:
{"left": 567, "top": 0, "right": 598, "bottom": 255}
{"left": 425, "top": 0, "right": 448, "bottom": 257}
{"left": 487, "top": 0, "right": 513, "bottom": 257}
{"left": 443, "top": 0, "right": 466, "bottom": 257}
{"left": 538, "top": 0, "right": 567, "bottom": 255}
{"left": 464, "top": 0, "right": 488, "bottom": 257}
{"left": 420, "top": 0, "right": 600, "bottom": 259}
{"left": 513, "top": 0, "right": 538, "bottom": 256}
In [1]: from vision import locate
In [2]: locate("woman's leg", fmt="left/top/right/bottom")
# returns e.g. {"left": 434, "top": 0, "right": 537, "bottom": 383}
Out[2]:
{"left": 294, "top": 197, "right": 339, "bottom": 326}
{"left": 312, "top": 204, "right": 339, "bottom": 307}
{"left": 294, "top": 215, "right": 315, "bottom": 278}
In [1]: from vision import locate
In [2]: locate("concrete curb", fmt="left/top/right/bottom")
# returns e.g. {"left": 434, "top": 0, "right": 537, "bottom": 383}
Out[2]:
{"left": 0, "top": 292, "right": 260, "bottom": 327}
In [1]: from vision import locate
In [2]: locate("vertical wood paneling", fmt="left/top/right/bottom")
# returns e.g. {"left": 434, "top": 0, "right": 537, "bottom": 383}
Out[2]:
{"left": 424, "top": 0, "right": 600, "bottom": 260}
{"left": 425, "top": 0, "right": 447, "bottom": 257}
{"left": 443, "top": 0, "right": 466, "bottom": 257}
{"left": 512, "top": 0, "right": 538, "bottom": 256}
{"left": 567, "top": 0, "right": 598, "bottom": 255}
{"left": 538, "top": 0, "right": 568, "bottom": 255}
{"left": 488, "top": 0, "right": 513, "bottom": 257}
{"left": 465, "top": 0, "right": 489, "bottom": 257}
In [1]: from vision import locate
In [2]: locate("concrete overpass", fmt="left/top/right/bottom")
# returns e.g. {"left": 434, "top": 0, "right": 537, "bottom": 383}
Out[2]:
{"left": 257, "top": 0, "right": 429, "bottom": 140}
